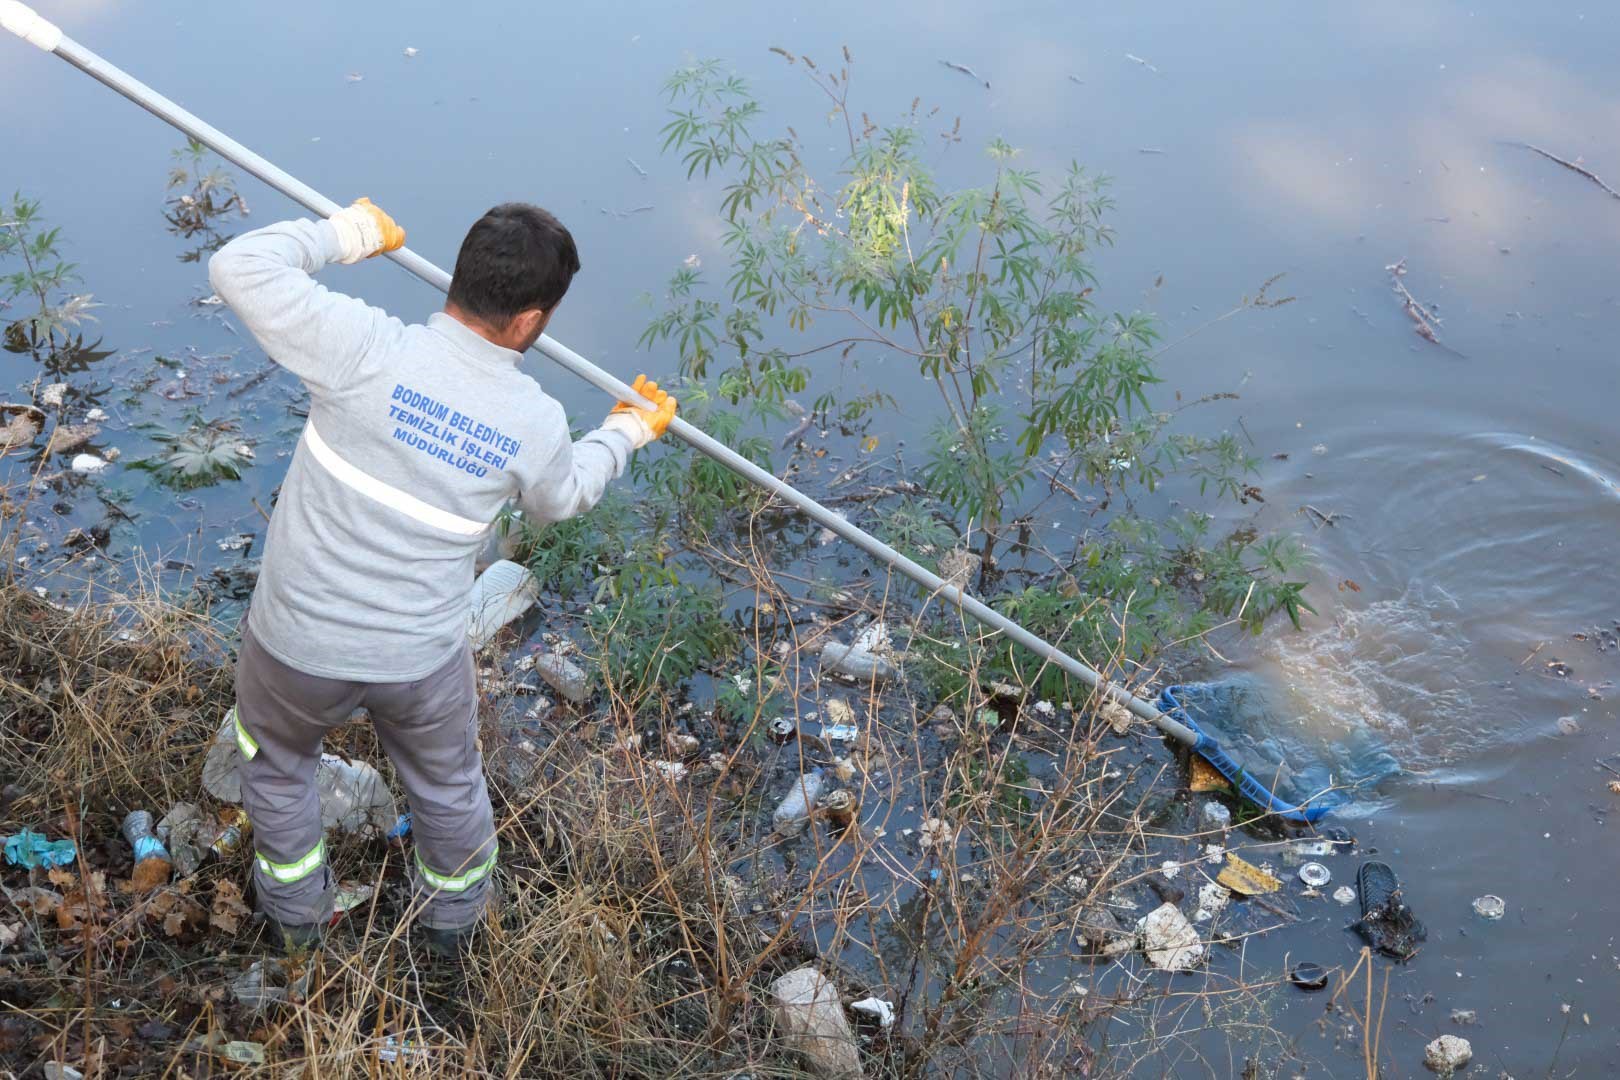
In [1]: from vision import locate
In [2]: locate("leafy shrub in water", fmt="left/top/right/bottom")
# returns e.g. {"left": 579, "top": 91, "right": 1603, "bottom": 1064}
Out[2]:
{"left": 634, "top": 56, "right": 1310, "bottom": 702}
{"left": 510, "top": 57, "right": 1307, "bottom": 709}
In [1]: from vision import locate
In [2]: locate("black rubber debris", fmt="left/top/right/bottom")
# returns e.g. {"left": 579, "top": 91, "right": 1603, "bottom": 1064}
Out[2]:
{"left": 1289, "top": 961, "right": 1329, "bottom": 990}
{"left": 1350, "top": 860, "right": 1427, "bottom": 960}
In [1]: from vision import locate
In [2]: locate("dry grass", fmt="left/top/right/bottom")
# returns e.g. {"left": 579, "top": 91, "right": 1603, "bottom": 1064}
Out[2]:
{"left": 0, "top": 540, "right": 800, "bottom": 1076}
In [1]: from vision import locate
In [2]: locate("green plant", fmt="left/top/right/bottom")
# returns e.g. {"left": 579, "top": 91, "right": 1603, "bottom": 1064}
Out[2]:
{"left": 165, "top": 138, "right": 244, "bottom": 262}
{"left": 586, "top": 581, "right": 740, "bottom": 700}
{"left": 645, "top": 55, "right": 1312, "bottom": 699}
{"left": 130, "top": 412, "right": 252, "bottom": 489}
{"left": 0, "top": 193, "right": 100, "bottom": 350}
{"left": 629, "top": 382, "right": 778, "bottom": 539}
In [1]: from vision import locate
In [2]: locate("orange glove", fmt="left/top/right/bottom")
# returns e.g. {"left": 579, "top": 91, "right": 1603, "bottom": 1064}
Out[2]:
{"left": 328, "top": 197, "right": 405, "bottom": 264}
{"left": 602, "top": 374, "right": 677, "bottom": 449}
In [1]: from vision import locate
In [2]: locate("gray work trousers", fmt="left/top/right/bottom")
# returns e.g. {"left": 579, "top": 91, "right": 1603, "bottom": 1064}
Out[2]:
{"left": 233, "top": 621, "right": 497, "bottom": 930}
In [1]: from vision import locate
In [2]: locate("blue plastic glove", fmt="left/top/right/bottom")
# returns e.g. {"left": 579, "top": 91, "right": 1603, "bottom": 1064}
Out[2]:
{"left": 3, "top": 828, "right": 77, "bottom": 870}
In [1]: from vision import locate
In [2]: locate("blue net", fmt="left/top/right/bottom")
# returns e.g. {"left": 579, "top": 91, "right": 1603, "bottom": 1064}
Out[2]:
{"left": 1161, "top": 676, "right": 1401, "bottom": 817}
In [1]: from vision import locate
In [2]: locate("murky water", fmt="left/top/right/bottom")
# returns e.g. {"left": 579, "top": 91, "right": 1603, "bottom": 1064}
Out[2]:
{"left": 5, "top": 0, "right": 1619, "bottom": 1072}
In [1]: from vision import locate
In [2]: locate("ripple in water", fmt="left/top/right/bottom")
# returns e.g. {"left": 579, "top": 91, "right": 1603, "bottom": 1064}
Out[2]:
{"left": 1259, "top": 584, "right": 1478, "bottom": 773}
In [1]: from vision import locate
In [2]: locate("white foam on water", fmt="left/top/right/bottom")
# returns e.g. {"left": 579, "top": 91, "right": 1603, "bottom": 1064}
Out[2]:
{"left": 1259, "top": 584, "right": 1477, "bottom": 769}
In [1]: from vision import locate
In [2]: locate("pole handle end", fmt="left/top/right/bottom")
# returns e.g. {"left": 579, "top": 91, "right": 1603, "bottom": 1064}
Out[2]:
{"left": 1, "top": 1, "right": 61, "bottom": 50}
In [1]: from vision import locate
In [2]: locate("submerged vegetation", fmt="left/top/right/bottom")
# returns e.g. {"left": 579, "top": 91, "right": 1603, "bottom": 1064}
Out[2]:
{"left": 130, "top": 411, "right": 254, "bottom": 490}
{"left": 165, "top": 136, "right": 247, "bottom": 262}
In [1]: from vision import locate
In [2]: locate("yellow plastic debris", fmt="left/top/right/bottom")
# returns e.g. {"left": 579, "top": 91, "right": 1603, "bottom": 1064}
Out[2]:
{"left": 1188, "top": 754, "right": 1230, "bottom": 793}
{"left": 1216, "top": 854, "right": 1281, "bottom": 896}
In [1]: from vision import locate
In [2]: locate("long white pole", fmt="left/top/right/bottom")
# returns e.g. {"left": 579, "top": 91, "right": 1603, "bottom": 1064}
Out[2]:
{"left": 2, "top": 2, "right": 1199, "bottom": 747}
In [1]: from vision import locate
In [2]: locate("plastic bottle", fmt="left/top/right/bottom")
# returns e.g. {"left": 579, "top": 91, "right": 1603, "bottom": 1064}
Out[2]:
{"left": 534, "top": 652, "right": 591, "bottom": 704}
{"left": 466, "top": 559, "right": 539, "bottom": 648}
{"left": 772, "top": 769, "right": 826, "bottom": 837}
{"left": 121, "top": 810, "right": 173, "bottom": 892}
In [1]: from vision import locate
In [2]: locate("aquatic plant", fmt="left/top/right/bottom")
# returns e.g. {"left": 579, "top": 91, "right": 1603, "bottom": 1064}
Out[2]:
{"left": 165, "top": 137, "right": 245, "bottom": 261}
{"left": 0, "top": 193, "right": 100, "bottom": 351}
{"left": 130, "top": 411, "right": 252, "bottom": 490}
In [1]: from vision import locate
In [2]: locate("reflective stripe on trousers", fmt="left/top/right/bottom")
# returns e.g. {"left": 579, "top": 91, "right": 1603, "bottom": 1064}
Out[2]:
{"left": 231, "top": 705, "right": 259, "bottom": 760}
{"left": 255, "top": 838, "right": 325, "bottom": 883}
{"left": 416, "top": 844, "right": 498, "bottom": 892}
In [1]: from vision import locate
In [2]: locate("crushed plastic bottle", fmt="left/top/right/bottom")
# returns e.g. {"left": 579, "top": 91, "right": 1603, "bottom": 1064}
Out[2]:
{"left": 772, "top": 769, "right": 826, "bottom": 837}
{"left": 820, "top": 621, "right": 899, "bottom": 681}
{"left": 122, "top": 810, "right": 173, "bottom": 892}
{"left": 534, "top": 652, "right": 591, "bottom": 705}
{"left": 466, "top": 559, "right": 539, "bottom": 648}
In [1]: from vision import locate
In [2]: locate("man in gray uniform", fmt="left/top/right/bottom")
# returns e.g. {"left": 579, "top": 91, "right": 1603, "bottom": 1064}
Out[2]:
{"left": 209, "top": 198, "right": 675, "bottom": 952}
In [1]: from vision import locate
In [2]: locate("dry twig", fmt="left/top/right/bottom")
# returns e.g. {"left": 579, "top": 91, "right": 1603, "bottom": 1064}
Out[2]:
{"left": 1518, "top": 142, "right": 1620, "bottom": 200}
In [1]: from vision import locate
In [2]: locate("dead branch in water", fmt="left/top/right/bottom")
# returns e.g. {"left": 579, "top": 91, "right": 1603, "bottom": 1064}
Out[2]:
{"left": 1383, "top": 258, "right": 1447, "bottom": 349}
{"left": 1518, "top": 142, "right": 1620, "bottom": 200}
{"left": 939, "top": 59, "right": 989, "bottom": 89}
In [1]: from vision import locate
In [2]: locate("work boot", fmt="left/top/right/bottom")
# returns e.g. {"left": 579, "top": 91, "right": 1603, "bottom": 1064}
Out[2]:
{"left": 417, "top": 922, "right": 478, "bottom": 962}
{"left": 263, "top": 914, "right": 325, "bottom": 955}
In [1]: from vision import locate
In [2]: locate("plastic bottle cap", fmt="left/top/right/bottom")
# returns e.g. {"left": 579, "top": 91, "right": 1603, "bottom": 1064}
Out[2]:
{"left": 1298, "top": 862, "right": 1332, "bottom": 887}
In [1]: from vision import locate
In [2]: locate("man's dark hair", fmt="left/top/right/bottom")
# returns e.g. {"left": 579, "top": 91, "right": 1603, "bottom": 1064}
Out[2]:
{"left": 447, "top": 203, "right": 580, "bottom": 325}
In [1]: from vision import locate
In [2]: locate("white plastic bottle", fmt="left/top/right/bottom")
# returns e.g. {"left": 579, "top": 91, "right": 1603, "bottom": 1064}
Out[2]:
{"left": 772, "top": 769, "right": 826, "bottom": 837}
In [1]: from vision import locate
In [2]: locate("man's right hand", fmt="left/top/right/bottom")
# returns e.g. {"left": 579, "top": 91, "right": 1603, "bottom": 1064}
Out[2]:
{"left": 328, "top": 197, "right": 406, "bottom": 264}
{"left": 601, "top": 374, "right": 677, "bottom": 450}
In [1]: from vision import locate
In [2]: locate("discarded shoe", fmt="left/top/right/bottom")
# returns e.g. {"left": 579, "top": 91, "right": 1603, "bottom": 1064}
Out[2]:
{"left": 1350, "top": 860, "right": 1426, "bottom": 960}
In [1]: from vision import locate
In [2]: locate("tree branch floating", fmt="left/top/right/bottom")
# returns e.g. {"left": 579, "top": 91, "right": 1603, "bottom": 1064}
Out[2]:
{"left": 939, "top": 59, "right": 989, "bottom": 89}
{"left": 1384, "top": 258, "right": 1451, "bottom": 351}
{"left": 1517, "top": 142, "right": 1620, "bottom": 200}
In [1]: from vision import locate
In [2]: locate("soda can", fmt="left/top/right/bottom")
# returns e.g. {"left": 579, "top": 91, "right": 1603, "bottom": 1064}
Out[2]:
{"left": 818, "top": 788, "right": 858, "bottom": 828}
{"left": 209, "top": 808, "right": 250, "bottom": 857}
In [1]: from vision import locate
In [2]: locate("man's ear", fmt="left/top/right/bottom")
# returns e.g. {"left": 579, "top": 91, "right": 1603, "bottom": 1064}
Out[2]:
{"left": 506, "top": 307, "right": 546, "bottom": 347}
